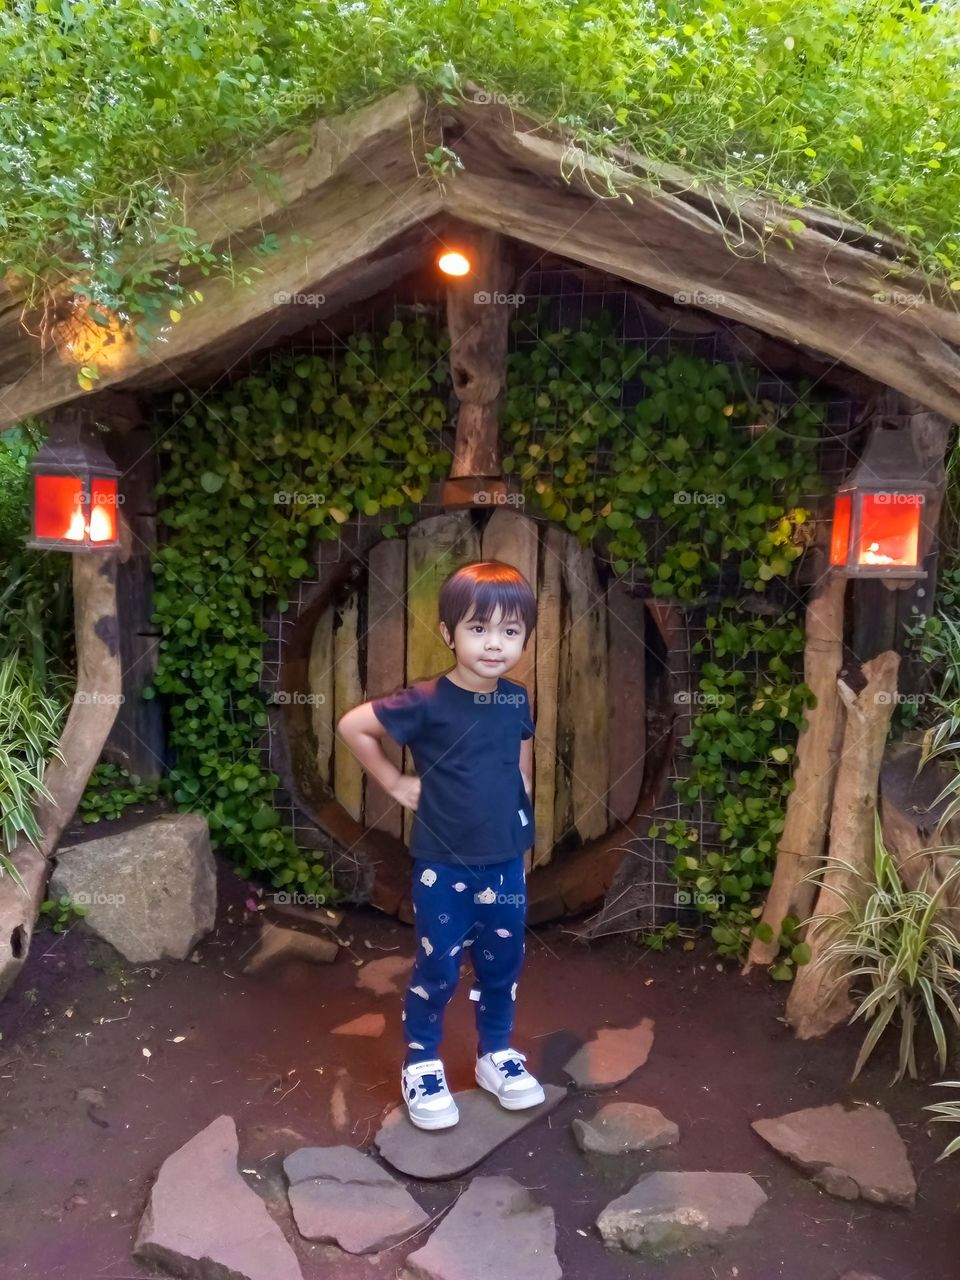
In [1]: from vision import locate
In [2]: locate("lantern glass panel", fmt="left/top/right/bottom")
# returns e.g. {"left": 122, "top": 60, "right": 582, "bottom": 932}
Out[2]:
{"left": 857, "top": 493, "right": 922, "bottom": 568}
{"left": 89, "top": 477, "right": 118, "bottom": 542}
{"left": 830, "top": 493, "right": 852, "bottom": 566}
{"left": 34, "top": 474, "right": 85, "bottom": 541}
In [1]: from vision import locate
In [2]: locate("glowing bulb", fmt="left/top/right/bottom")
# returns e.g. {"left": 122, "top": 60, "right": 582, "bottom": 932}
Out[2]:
{"left": 438, "top": 251, "right": 470, "bottom": 276}
{"left": 89, "top": 504, "right": 113, "bottom": 542}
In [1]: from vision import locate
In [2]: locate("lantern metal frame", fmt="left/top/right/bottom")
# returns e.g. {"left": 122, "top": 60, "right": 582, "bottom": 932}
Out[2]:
{"left": 829, "top": 420, "right": 935, "bottom": 581}
{"left": 25, "top": 421, "right": 122, "bottom": 553}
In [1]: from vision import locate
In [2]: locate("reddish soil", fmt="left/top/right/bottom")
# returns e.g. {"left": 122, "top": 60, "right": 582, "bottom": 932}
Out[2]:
{"left": 0, "top": 847, "right": 958, "bottom": 1280}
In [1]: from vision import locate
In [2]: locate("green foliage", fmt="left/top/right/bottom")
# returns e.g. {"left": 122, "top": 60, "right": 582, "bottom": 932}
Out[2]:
{"left": 504, "top": 314, "right": 820, "bottom": 965}
{"left": 78, "top": 763, "right": 161, "bottom": 823}
{"left": 924, "top": 1081, "right": 960, "bottom": 1161}
{"left": 148, "top": 318, "right": 451, "bottom": 900}
{"left": 38, "top": 894, "right": 89, "bottom": 934}
{"left": 1, "top": 1, "right": 960, "bottom": 371}
{"left": 806, "top": 813, "right": 960, "bottom": 1083}
{"left": 0, "top": 655, "right": 67, "bottom": 882}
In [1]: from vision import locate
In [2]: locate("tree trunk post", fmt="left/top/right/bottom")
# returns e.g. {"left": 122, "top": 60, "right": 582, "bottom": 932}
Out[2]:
{"left": 784, "top": 649, "right": 900, "bottom": 1038}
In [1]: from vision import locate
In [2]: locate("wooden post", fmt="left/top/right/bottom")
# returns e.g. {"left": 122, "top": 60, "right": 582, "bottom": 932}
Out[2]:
{"left": 785, "top": 649, "right": 900, "bottom": 1038}
{"left": 441, "top": 227, "right": 514, "bottom": 507}
{"left": 744, "top": 570, "right": 846, "bottom": 971}
{"left": 0, "top": 545, "right": 122, "bottom": 1000}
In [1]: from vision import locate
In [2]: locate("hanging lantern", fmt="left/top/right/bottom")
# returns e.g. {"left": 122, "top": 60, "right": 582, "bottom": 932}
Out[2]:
{"left": 26, "top": 420, "right": 121, "bottom": 552}
{"left": 437, "top": 249, "right": 471, "bottom": 277}
{"left": 829, "top": 422, "right": 933, "bottom": 580}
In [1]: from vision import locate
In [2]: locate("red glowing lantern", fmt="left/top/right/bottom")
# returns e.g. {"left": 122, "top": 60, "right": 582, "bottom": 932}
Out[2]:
{"left": 437, "top": 249, "right": 471, "bottom": 277}
{"left": 829, "top": 423, "right": 933, "bottom": 580}
{"left": 26, "top": 426, "right": 121, "bottom": 552}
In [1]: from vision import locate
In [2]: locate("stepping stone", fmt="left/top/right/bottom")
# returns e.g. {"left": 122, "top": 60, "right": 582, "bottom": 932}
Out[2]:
{"left": 572, "top": 1102, "right": 678, "bottom": 1155}
{"left": 284, "top": 1145, "right": 428, "bottom": 1254}
{"left": 134, "top": 1114, "right": 302, "bottom": 1280}
{"left": 563, "top": 1018, "right": 655, "bottom": 1089}
{"left": 357, "top": 954, "right": 414, "bottom": 995}
{"left": 402, "top": 1175, "right": 560, "bottom": 1280}
{"left": 244, "top": 923, "right": 338, "bottom": 973}
{"left": 751, "top": 1104, "right": 916, "bottom": 1207}
{"left": 332, "top": 1013, "right": 385, "bottom": 1037}
{"left": 839, "top": 1273, "right": 889, "bottom": 1280}
{"left": 376, "top": 1084, "right": 567, "bottom": 1180}
{"left": 597, "top": 1171, "right": 767, "bottom": 1256}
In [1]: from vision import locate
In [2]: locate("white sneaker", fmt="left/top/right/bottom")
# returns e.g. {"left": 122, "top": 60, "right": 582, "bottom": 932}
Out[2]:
{"left": 401, "top": 1058, "right": 459, "bottom": 1130}
{"left": 475, "top": 1048, "right": 546, "bottom": 1110}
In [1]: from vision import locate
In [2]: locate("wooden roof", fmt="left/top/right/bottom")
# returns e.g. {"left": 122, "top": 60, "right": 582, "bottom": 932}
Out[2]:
{"left": 1, "top": 82, "right": 959, "bottom": 430}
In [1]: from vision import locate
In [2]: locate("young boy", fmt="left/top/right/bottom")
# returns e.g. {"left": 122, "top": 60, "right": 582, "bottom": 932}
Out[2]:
{"left": 336, "top": 560, "right": 545, "bottom": 1130}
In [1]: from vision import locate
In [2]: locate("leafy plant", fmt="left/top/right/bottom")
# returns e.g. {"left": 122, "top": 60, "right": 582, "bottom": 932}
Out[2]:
{"left": 78, "top": 763, "right": 162, "bottom": 823}
{"left": 924, "top": 1081, "right": 960, "bottom": 1161}
{"left": 804, "top": 813, "right": 960, "bottom": 1082}
{"left": 0, "top": 656, "right": 67, "bottom": 884}
{"left": 38, "top": 895, "right": 89, "bottom": 934}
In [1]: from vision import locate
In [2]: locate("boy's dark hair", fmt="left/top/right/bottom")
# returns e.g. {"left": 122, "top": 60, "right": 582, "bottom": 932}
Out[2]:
{"left": 438, "top": 561, "right": 537, "bottom": 648}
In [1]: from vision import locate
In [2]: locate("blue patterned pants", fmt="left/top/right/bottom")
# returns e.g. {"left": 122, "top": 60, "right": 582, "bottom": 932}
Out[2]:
{"left": 402, "top": 855, "right": 527, "bottom": 1066}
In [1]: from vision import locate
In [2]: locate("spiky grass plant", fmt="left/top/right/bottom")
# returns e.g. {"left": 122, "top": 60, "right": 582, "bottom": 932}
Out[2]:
{"left": 803, "top": 813, "right": 960, "bottom": 1083}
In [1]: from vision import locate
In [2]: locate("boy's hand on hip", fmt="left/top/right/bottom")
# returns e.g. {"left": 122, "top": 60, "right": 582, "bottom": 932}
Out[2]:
{"left": 390, "top": 775, "right": 421, "bottom": 811}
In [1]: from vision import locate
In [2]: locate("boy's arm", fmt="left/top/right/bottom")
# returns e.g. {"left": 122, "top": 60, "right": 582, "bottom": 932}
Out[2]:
{"left": 520, "top": 736, "right": 533, "bottom": 802}
{"left": 336, "top": 702, "right": 420, "bottom": 810}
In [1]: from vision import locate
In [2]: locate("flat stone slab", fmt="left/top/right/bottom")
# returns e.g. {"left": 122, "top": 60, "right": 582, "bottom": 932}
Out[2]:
{"left": 52, "top": 812, "right": 215, "bottom": 962}
{"left": 839, "top": 1273, "right": 889, "bottom": 1280}
{"left": 751, "top": 1104, "right": 916, "bottom": 1207}
{"left": 332, "top": 1013, "right": 385, "bottom": 1037}
{"left": 375, "top": 1084, "right": 567, "bottom": 1180}
{"left": 284, "top": 1145, "right": 428, "bottom": 1254}
{"left": 402, "top": 1175, "right": 560, "bottom": 1280}
{"left": 573, "top": 1102, "right": 678, "bottom": 1155}
{"left": 244, "top": 923, "right": 338, "bottom": 973}
{"left": 134, "top": 1114, "right": 302, "bottom": 1280}
{"left": 563, "top": 1018, "right": 655, "bottom": 1089}
{"left": 357, "top": 954, "right": 414, "bottom": 995}
{"left": 597, "top": 1171, "right": 767, "bottom": 1256}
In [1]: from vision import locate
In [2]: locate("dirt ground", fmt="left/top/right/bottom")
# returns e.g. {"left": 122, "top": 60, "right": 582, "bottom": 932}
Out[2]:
{"left": 0, "top": 843, "right": 958, "bottom": 1280}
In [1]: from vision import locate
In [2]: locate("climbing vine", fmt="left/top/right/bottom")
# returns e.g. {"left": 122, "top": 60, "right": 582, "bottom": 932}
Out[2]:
{"left": 146, "top": 318, "right": 451, "bottom": 900}
{"left": 502, "top": 312, "right": 825, "bottom": 965}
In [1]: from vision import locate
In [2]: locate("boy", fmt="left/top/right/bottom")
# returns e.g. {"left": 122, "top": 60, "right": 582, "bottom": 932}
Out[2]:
{"left": 336, "top": 560, "right": 545, "bottom": 1130}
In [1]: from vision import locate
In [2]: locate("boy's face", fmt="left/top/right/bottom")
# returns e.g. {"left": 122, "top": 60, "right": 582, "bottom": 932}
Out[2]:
{"left": 440, "top": 604, "right": 526, "bottom": 680}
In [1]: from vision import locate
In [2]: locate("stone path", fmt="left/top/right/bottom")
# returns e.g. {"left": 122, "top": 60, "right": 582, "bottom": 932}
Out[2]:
{"left": 130, "top": 997, "right": 917, "bottom": 1280}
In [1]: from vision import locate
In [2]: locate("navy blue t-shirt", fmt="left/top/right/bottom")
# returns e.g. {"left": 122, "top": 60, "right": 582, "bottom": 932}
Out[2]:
{"left": 371, "top": 672, "right": 535, "bottom": 865}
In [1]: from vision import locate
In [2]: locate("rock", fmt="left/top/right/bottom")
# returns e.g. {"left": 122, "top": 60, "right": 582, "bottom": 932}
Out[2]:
{"left": 356, "top": 954, "right": 413, "bottom": 995}
{"left": 134, "top": 1114, "right": 302, "bottom": 1280}
{"left": 751, "top": 1104, "right": 916, "bottom": 1208}
{"left": 243, "top": 923, "right": 338, "bottom": 974}
{"left": 331, "top": 1013, "right": 385, "bottom": 1037}
{"left": 572, "top": 1102, "right": 678, "bottom": 1155}
{"left": 284, "top": 1145, "right": 428, "bottom": 1254}
{"left": 597, "top": 1171, "right": 767, "bottom": 1255}
{"left": 839, "top": 1273, "right": 889, "bottom": 1280}
{"left": 402, "top": 1175, "right": 560, "bottom": 1280}
{"left": 563, "top": 1019, "right": 655, "bottom": 1089}
{"left": 51, "top": 814, "right": 215, "bottom": 963}
{"left": 266, "top": 900, "right": 345, "bottom": 931}
{"left": 376, "top": 1084, "right": 567, "bottom": 1180}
